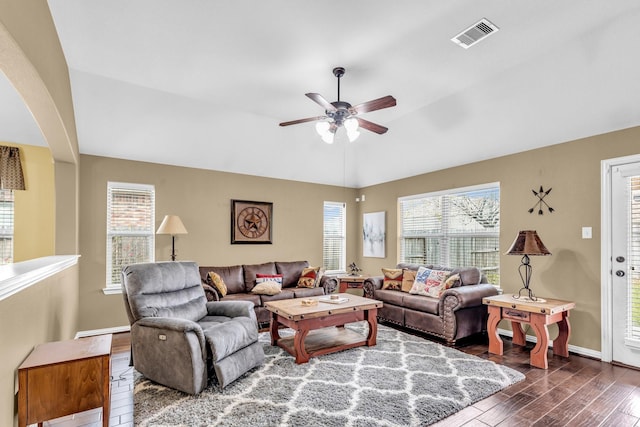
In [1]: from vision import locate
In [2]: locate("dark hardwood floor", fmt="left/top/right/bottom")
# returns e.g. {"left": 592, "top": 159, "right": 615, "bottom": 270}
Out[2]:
{"left": 41, "top": 331, "right": 640, "bottom": 427}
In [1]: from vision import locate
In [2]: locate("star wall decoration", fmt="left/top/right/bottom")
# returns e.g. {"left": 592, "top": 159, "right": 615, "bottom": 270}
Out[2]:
{"left": 529, "top": 186, "right": 555, "bottom": 215}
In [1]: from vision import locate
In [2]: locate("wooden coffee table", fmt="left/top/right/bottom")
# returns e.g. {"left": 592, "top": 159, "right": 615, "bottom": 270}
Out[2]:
{"left": 265, "top": 293, "right": 383, "bottom": 364}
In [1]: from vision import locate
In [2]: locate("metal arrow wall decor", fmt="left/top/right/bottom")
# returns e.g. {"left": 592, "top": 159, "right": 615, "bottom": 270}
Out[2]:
{"left": 529, "top": 186, "right": 555, "bottom": 215}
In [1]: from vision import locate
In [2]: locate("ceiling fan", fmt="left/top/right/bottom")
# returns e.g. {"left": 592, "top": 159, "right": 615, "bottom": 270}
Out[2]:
{"left": 279, "top": 67, "right": 396, "bottom": 143}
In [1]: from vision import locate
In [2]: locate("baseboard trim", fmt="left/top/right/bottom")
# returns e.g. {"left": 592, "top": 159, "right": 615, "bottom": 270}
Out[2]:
{"left": 497, "top": 328, "right": 601, "bottom": 360}
{"left": 75, "top": 325, "right": 130, "bottom": 339}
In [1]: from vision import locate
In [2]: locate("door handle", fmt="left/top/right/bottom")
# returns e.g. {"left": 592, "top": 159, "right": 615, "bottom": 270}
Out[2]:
{"left": 616, "top": 270, "right": 625, "bottom": 277}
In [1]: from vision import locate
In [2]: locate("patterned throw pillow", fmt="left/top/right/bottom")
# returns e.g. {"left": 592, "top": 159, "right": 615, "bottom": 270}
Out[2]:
{"left": 297, "top": 267, "right": 321, "bottom": 288}
{"left": 381, "top": 268, "right": 403, "bottom": 290}
{"left": 409, "top": 267, "right": 450, "bottom": 297}
{"left": 401, "top": 269, "right": 417, "bottom": 292}
{"left": 256, "top": 274, "right": 283, "bottom": 285}
{"left": 251, "top": 280, "right": 282, "bottom": 295}
{"left": 443, "top": 273, "right": 461, "bottom": 290}
{"left": 207, "top": 271, "right": 228, "bottom": 297}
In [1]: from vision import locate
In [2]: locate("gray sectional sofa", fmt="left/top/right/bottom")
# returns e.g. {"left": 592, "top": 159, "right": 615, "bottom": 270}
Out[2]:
{"left": 199, "top": 260, "right": 338, "bottom": 328}
{"left": 363, "top": 263, "right": 498, "bottom": 345}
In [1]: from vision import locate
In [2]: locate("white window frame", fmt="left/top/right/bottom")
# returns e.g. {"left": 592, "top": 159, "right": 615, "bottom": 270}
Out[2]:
{"left": 398, "top": 182, "right": 500, "bottom": 285}
{"left": 105, "top": 182, "right": 155, "bottom": 294}
{"left": 323, "top": 201, "right": 346, "bottom": 274}
{"left": 0, "top": 189, "right": 14, "bottom": 265}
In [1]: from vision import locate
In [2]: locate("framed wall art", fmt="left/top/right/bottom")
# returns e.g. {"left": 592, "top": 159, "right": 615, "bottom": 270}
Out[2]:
{"left": 231, "top": 200, "right": 273, "bottom": 244}
{"left": 363, "top": 211, "right": 385, "bottom": 258}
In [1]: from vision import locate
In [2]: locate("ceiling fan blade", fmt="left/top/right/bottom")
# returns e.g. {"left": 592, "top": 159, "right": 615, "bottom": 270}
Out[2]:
{"left": 306, "top": 93, "right": 337, "bottom": 112}
{"left": 356, "top": 117, "right": 388, "bottom": 134}
{"left": 350, "top": 95, "right": 397, "bottom": 115}
{"left": 279, "top": 116, "right": 327, "bottom": 127}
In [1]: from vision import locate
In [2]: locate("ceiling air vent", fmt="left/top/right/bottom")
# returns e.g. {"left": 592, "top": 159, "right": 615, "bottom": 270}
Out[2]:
{"left": 451, "top": 18, "right": 499, "bottom": 49}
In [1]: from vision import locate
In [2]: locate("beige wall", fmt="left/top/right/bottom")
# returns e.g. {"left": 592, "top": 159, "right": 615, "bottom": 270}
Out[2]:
{"left": 0, "top": 143, "right": 56, "bottom": 262}
{"left": 78, "top": 154, "right": 358, "bottom": 330}
{"left": 0, "top": 1, "right": 80, "bottom": 425}
{"left": 357, "top": 125, "right": 640, "bottom": 351}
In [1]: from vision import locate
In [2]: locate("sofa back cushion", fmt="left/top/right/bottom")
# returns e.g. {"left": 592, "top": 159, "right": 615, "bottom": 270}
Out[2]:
{"left": 199, "top": 265, "right": 245, "bottom": 295}
{"left": 276, "top": 260, "right": 310, "bottom": 288}
{"left": 122, "top": 261, "right": 207, "bottom": 323}
{"left": 243, "top": 262, "right": 277, "bottom": 291}
{"left": 396, "top": 263, "right": 486, "bottom": 286}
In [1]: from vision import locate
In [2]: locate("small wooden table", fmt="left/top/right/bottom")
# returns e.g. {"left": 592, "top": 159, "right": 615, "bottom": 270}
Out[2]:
{"left": 18, "top": 335, "right": 112, "bottom": 427}
{"left": 483, "top": 294, "right": 575, "bottom": 369}
{"left": 265, "top": 293, "right": 382, "bottom": 363}
{"left": 338, "top": 275, "right": 368, "bottom": 293}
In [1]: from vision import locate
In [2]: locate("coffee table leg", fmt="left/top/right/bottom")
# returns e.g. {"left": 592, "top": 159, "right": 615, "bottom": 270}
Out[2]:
{"left": 511, "top": 321, "right": 526, "bottom": 346}
{"left": 487, "top": 305, "right": 503, "bottom": 355}
{"left": 366, "top": 308, "right": 378, "bottom": 346}
{"left": 270, "top": 312, "right": 281, "bottom": 346}
{"left": 293, "top": 328, "right": 310, "bottom": 364}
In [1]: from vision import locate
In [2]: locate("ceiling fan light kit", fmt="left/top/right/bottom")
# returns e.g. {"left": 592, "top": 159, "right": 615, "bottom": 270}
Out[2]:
{"left": 279, "top": 67, "right": 396, "bottom": 143}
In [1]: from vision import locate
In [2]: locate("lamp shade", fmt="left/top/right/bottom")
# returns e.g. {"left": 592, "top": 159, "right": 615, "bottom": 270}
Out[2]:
{"left": 156, "top": 215, "right": 188, "bottom": 235}
{"left": 505, "top": 230, "right": 551, "bottom": 256}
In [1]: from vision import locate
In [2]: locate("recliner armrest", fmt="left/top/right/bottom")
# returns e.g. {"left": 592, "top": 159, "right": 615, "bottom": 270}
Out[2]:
{"left": 206, "top": 300, "right": 257, "bottom": 321}
{"left": 439, "top": 283, "right": 498, "bottom": 311}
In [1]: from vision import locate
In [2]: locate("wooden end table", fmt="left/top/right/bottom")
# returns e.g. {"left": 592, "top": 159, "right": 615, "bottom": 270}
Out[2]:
{"left": 338, "top": 275, "right": 368, "bottom": 293}
{"left": 483, "top": 294, "right": 575, "bottom": 369}
{"left": 265, "top": 293, "right": 382, "bottom": 364}
{"left": 18, "top": 334, "right": 112, "bottom": 427}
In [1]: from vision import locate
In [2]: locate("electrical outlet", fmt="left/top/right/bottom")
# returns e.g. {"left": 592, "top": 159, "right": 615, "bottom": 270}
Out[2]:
{"left": 158, "top": 334, "right": 167, "bottom": 341}
{"left": 582, "top": 227, "right": 592, "bottom": 239}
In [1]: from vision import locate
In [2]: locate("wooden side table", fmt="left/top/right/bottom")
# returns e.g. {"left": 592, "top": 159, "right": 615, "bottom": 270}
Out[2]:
{"left": 18, "top": 334, "right": 112, "bottom": 427}
{"left": 338, "top": 275, "right": 368, "bottom": 293}
{"left": 483, "top": 294, "right": 575, "bottom": 369}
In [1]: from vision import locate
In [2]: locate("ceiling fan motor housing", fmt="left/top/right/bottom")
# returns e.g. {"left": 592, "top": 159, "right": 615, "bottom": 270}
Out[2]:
{"left": 328, "top": 101, "right": 352, "bottom": 125}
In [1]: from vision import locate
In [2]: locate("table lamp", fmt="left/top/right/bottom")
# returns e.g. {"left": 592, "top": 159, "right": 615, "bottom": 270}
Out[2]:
{"left": 505, "top": 230, "right": 551, "bottom": 302}
{"left": 156, "top": 215, "right": 188, "bottom": 261}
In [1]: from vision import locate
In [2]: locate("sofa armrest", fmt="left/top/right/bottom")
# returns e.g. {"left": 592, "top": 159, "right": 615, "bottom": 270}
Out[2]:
{"left": 320, "top": 275, "right": 338, "bottom": 294}
{"left": 439, "top": 283, "right": 498, "bottom": 311}
{"left": 202, "top": 283, "right": 220, "bottom": 301}
{"left": 363, "top": 276, "right": 383, "bottom": 299}
{"left": 206, "top": 300, "right": 257, "bottom": 323}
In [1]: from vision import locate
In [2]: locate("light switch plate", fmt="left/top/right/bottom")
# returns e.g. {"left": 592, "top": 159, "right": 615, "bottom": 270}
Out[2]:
{"left": 582, "top": 227, "right": 592, "bottom": 239}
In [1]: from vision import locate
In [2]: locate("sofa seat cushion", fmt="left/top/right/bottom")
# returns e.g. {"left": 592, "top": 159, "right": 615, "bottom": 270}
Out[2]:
{"left": 402, "top": 293, "right": 439, "bottom": 315}
{"left": 203, "top": 317, "right": 259, "bottom": 362}
{"left": 260, "top": 288, "right": 296, "bottom": 303}
{"left": 276, "top": 261, "right": 309, "bottom": 288}
{"left": 293, "top": 287, "right": 325, "bottom": 298}
{"left": 221, "top": 293, "right": 262, "bottom": 307}
{"left": 373, "top": 289, "right": 405, "bottom": 306}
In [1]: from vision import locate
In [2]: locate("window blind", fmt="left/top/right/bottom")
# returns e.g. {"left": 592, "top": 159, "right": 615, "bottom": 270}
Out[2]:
{"left": 106, "top": 182, "right": 155, "bottom": 287}
{"left": 0, "top": 189, "right": 14, "bottom": 264}
{"left": 627, "top": 175, "right": 640, "bottom": 342}
{"left": 399, "top": 183, "right": 500, "bottom": 284}
{"left": 323, "top": 201, "right": 346, "bottom": 273}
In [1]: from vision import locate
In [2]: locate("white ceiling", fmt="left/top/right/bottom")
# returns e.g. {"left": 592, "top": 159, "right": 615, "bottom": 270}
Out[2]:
{"left": 5, "top": 1, "right": 640, "bottom": 187}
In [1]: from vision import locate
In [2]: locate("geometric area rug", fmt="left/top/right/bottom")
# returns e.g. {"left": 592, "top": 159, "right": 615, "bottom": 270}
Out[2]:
{"left": 134, "top": 323, "right": 525, "bottom": 426}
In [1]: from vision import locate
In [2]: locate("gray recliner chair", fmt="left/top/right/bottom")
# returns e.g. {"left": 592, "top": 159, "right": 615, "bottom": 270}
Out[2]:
{"left": 121, "top": 261, "right": 264, "bottom": 394}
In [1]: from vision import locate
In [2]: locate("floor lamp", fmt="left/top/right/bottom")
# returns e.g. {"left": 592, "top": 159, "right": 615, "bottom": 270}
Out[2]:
{"left": 156, "top": 215, "right": 188, "bottom": 261}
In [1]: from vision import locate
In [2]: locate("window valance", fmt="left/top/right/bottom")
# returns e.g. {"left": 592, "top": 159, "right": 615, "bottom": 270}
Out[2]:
{"left": 0, "top": 146, "right": 25, "bottom": 190}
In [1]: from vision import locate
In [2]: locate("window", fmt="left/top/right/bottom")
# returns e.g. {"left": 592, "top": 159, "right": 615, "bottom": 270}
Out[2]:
{"left": 0, "top": 189, "right": 14, "bottom": 264}
{"left": 106, "top": 182, "right": 155, "bottom": 290}
{"left": 399, "top": 183, "right": 500, "bottom": 285}
{"left": 323, "top": 201, "right": 346, "bottom": 273}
